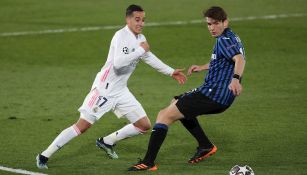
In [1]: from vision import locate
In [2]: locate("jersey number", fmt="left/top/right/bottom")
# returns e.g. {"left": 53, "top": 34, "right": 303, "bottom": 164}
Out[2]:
{"left": 96, "top": 96, "right": 108, "bottom": 107}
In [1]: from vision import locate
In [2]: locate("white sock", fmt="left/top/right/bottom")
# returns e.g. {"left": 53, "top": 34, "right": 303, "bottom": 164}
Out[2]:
{"left": 103, "top": 124, "right": 143, "bottom": 145}
{"left": 41, "top": 124, "right": 81, "bottom": 158}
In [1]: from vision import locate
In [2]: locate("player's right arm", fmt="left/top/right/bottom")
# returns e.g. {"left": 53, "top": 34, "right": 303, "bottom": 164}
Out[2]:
{"left": 187, "top": 63, "right": 209, "bottom": 75}
{"left": 112, "top": 32, "right": 148, "bottom": 70}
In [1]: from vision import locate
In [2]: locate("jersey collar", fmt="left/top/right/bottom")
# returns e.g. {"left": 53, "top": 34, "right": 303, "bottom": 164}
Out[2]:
{"left": 124, "top": 25, "right": 140, "bottom": 39}
{"left": 216, "top": 28, "right": 231, "bottom": 39}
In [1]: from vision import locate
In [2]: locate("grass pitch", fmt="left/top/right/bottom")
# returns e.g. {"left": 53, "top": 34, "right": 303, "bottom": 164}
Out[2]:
{"left": 1, "top": 0, "right": 307, "bottom": 174}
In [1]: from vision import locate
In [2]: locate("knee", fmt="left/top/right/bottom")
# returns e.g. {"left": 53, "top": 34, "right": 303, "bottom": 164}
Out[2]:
{"left": 157, "top": 108, "right": 168, "bottom": 121}
{"left": 156, "top": 108, "right": 177, "bottom": 125}
{"left": 74, "top": 124, "right": 91, "bottom": 134}
{"left": 141, "top": 122, "right": 151, "bottom": 132}
{"left": 79, "top": 126, "right": 90, "bottom": 133}
{"left": 133, "top": 117, "right": 151, "bottom": 132}
{"left": 75, "top": 118, "right": 92, "bottom": 133}
{"left": 157, "top": 108, "right": 165, "bottom": 117}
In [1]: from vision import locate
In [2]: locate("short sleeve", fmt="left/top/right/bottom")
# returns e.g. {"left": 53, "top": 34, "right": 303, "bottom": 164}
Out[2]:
{"left": 218, "top": 37, "right": 241, "bottom": 60}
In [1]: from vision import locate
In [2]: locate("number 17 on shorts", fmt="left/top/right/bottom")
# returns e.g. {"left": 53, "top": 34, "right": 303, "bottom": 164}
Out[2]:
{"left": 79, "top": 88, "right": 113, "bottom": 119}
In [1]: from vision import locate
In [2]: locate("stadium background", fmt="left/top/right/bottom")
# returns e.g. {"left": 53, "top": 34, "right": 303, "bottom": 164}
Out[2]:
{"left": 0, "top": 0, "right": 306, "bottom": 174}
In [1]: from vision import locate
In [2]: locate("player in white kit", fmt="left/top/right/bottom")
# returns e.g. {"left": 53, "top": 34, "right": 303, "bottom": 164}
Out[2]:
{"left": 36, "top": 4, "right": 186, "bottom": 169}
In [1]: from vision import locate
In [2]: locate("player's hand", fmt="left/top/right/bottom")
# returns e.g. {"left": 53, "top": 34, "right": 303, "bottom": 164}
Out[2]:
{"left": 172, "top": 68, "right": 187, "bottom": 85}
{"left": 140, "top": 42, "right": 150, "bottom": 52}
{"left": 228, "top": 79, "right": 242, "bottom": 96}
{"left": 187, "top": 65, "right": 202, "bottom": 75}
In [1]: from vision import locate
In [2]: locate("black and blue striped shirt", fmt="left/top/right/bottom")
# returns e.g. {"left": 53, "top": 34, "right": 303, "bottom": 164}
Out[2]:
{"left": 197, "top": 28, "right": 245, "bottom": 106}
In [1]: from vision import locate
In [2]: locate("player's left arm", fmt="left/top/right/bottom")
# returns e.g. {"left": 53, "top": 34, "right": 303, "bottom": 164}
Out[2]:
{"left": 187, "top": 63, "right": 209, "bottom": 75}
{"left": 142, "top": 52, "right": 186, "bottom": 84}
{"left": 228, "top": 54, "right": 245, "bottom": 96}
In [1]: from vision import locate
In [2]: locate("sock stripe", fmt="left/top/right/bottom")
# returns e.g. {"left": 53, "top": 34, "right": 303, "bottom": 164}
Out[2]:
{"left": 153, "top": 123, "right": 168, "bottom": 130}
{"left": 72, "top": 124, "right": 81, "bottom": 135}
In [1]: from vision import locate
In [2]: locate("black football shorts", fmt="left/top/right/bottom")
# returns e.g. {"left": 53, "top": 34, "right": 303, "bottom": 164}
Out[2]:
{"left": 175, "top": 89, "right": 229, "bottom": 119}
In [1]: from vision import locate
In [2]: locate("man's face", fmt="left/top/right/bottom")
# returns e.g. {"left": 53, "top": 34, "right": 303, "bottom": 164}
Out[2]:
{"left": 126, "top": 11, "right": 145, "bottom": 35}
{"left": 206, "top": 17, "right": 228, "bottom": 37}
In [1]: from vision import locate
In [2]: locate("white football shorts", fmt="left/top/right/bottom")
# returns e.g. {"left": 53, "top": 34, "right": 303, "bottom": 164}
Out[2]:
{"left": 78, "top": 88, "right": 147, "bottom": 124}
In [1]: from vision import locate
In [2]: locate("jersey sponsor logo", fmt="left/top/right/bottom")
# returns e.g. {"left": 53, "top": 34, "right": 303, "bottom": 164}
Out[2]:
{"left": 222, "top": 37, "right": 230, "bottom": 40}
{"left": 122, "top": 47, "right": 129, "bottom": 54}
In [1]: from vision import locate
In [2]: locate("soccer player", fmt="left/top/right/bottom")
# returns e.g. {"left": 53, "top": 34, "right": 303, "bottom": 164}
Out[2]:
{"left": 36, "top": 4, "right": 186, "bottom": 169}
{"left": 128, "top": 6, "right": 246, "bottom": 171}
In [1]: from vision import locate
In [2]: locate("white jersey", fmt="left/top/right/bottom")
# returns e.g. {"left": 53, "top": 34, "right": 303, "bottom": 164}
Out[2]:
{"left": 79, "top": 25, "right": 175, "bottom": 124}
{"left": 92, "top": 25, "right": 175, "bottom": 97}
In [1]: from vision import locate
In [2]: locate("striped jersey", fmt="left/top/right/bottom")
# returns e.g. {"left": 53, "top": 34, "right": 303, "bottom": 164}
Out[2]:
{"left": 198, "top": 28, "right": 245, "bottom": 106}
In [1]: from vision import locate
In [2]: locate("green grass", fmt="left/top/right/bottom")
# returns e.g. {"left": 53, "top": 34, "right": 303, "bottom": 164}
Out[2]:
{"left": 1, "top": 0, "right": 307, "bottom": 175}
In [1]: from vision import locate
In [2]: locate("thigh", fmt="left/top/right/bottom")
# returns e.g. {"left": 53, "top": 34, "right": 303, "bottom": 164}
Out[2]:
{"left": 175, "top": 90, "right": 228, "bottom": 119}
{"left": 156, "top": 100, "right": 185, "bottom": 125}
{"left": 113, "top": 91, "right": 147, "bottom": 123}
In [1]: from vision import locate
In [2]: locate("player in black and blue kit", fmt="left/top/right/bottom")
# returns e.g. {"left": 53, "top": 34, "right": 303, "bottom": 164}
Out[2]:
{"left": 128, "top": 6, "right": 246, "bottom": 171}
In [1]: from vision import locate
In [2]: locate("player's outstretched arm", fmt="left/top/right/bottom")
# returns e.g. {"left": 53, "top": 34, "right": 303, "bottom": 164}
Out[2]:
{"left": 187, "top": 63, "right": 209, "bottom": 75}
{"left": 228, "top": 54, "right": 245, "bottom": 96}
{"left": 172, "top": 68, "right": 187, "bottom": 85}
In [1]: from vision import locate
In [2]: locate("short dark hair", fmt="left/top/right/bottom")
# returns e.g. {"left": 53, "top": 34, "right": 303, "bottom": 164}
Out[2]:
{"left": 203, "top": 6, "right": 227, "bottom": 21}
{"left": 126, "top": 4, "right": 144, "bottom": 17}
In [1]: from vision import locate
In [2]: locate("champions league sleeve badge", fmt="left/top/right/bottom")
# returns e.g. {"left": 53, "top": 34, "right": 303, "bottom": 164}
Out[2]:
{"left": 122, "top": 47, "right": 129, "bottom": 54}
